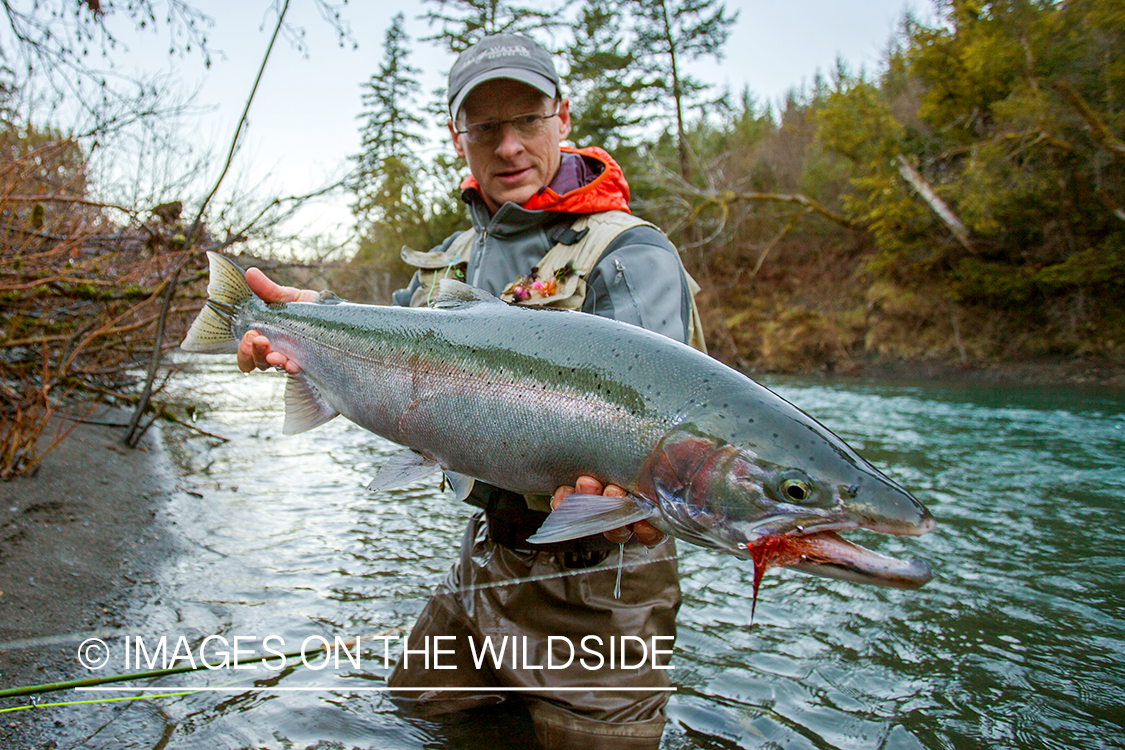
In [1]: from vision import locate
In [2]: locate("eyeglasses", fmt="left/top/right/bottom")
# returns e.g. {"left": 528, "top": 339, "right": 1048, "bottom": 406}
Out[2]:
{"left": 453, "top": 101, "right": 561, "bottom": 145}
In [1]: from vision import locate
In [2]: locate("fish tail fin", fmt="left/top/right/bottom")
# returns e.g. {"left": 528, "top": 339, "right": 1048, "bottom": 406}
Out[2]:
{"left": 181, "top": 252, "right": 253, "bottom": 353}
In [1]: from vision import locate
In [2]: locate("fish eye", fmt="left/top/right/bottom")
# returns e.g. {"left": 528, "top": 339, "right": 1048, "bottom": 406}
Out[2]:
{"left": 780, "top": 477, "right": 812, "bottom": 503}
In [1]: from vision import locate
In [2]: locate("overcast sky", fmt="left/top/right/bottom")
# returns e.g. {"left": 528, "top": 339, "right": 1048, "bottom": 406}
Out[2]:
{"left": 105, "top": 0, "right": 929, "bottom": 244}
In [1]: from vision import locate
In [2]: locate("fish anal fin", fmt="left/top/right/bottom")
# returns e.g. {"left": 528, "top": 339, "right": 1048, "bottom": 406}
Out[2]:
{"left": 283, "top": 372, "right": 339, "bottom": 435}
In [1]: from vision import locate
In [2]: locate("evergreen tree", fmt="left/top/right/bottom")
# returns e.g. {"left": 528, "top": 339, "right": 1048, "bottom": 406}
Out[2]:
{"left": 565, "top": 0, "right": 644, "bottom": 158}
{"left": 351, "top": 13, "right": 448, "bottom": 289}
{"left": 419, "top": 0, "right": 561, "bottom": 54}
{"left": 353, "top": 12, "right": 424, "bottom": 211}
{"left": 628, "top": 0, "right": 738, "bottom": 180}
{"left": 814, "top": 0, "right": 1124, "bottom": 317}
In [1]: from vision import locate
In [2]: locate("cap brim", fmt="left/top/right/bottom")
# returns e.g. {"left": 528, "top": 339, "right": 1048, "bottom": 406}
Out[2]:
{"left": 449, "top": 69, "right": 558, "bottom": 120}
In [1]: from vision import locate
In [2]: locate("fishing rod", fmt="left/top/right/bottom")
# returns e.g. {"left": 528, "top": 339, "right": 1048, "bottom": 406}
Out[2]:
{"left": 0, "top": 628, "right": 400, "bottom": 704}
{"left": 0, "top": 548, "right": 690, "bottom": 706}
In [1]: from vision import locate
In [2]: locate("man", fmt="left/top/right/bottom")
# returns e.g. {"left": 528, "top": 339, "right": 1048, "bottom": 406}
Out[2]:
{"left": 238, "top": 34, "right": 704, "bottom": 749}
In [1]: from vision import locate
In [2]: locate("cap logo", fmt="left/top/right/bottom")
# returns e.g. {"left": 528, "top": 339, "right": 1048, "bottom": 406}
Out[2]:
{"left": 460, "top": 44, "right": 533, "bottom": 67}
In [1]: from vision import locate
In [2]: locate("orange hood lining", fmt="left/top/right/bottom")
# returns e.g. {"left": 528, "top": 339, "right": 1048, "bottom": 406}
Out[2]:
{"left": 459, "top": 145, "right": 632, "bottom": 215}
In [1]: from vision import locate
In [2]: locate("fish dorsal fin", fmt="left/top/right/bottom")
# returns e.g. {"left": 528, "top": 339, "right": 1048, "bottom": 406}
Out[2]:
{"left": 431, "top": 279, "right": 504, "bottom": 309}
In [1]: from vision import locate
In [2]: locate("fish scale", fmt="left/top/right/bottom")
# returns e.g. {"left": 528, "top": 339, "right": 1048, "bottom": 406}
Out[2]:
{"left": 182, "top": 252, "right": 936, "bottom": 594}
{"left": 240, "top": 300, "right": 667, "bottom": 495}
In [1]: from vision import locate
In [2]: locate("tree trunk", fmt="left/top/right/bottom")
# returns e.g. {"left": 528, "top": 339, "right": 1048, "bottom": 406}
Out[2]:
{"left": 656, "top": 0, "right": 689, "bottom": 180}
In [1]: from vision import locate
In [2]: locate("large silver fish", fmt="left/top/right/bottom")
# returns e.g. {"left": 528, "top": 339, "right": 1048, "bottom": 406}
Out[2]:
{"left": 182, "top": 252, "right": 934, "bottom": 593}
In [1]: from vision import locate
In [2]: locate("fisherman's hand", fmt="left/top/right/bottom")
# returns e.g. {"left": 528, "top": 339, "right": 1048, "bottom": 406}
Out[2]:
{"left": 551, "top": 476, "right": 666, "bottom": 547}
{"left": 236, "top": 268, "right": 319, "bottom": 375}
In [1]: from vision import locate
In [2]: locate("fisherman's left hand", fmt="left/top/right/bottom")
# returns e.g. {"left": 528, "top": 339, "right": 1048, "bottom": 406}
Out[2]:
{"left": 551, "top": 476, "right": 665, "bottom": 547}
{"left": 237, "top": 268, "right": 319, "bottom": 375}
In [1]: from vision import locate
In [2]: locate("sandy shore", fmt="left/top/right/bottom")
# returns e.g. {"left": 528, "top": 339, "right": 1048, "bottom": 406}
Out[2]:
{"left": 0, "top": 407, "right": 180, "bottom": 747}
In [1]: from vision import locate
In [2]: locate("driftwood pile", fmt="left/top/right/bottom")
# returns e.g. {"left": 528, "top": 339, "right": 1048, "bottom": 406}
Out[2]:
{"left": 0, "top": 138, "right": 210, "bottom": 478}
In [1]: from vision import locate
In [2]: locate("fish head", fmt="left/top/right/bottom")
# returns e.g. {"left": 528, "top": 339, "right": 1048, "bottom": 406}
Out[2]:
{"left": 642, "top": 418, "right": 935, "bottom": 589}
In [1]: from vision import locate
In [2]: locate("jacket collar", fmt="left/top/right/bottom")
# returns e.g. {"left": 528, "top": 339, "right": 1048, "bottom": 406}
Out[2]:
{"left": 460, "top": 146, "right": 632, "bottom": 219}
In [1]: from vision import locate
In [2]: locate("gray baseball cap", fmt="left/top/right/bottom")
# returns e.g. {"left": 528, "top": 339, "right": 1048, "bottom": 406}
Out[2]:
{"left": 447, "top": 34, "right": 559, "bottom": 120}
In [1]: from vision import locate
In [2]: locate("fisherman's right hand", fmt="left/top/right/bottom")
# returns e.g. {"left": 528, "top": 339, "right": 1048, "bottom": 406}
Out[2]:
{"left": 236, "top": 268, "right": 319, "bottom": 374}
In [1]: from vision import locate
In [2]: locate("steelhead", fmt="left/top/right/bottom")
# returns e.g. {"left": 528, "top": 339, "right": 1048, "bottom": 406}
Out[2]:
{"left": 182, "top": 252, "right": 935, "bottom": 594}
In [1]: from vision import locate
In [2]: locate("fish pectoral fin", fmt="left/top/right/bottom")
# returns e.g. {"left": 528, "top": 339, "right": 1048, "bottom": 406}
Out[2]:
{"left": 366, "top": 449, "right": 441, "bottom": 492}
{"left": 282, "top": 372, "right": 339, "bottom": 435}
{"left": 444, "top": 472, "right": 476, "bottom": 502}
{"left": 526, "top": 494, "right": 654, "bottom": 544}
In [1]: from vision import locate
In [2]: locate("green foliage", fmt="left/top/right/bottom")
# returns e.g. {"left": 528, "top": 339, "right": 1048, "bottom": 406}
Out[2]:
{"left": 812, "top": 0, "right": 1124, "bottom": 316}
{"left": 350, "top": 13, "right": 467, "bottom": 296}
{"left": 564, "top": 0, "right": 644, "bottom": 156}
{"left": 345, "top": 0, "right": 1124, "bottom": 367}
{"left": 352, "top": 154, "right": 467, "bottom": 298}
{"left": 355, "top": 14, "right": 424, "bottom": 166}
{"left": 627, "top": 0, "right": 739, "bottom": 178}
{"left": 419, "top": 0, "right": 562, "bottom": 53}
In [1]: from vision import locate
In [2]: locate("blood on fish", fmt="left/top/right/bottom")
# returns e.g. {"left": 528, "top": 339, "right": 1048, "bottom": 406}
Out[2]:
{"left": 746, "top": 534, "right": 834, "bottom": 623}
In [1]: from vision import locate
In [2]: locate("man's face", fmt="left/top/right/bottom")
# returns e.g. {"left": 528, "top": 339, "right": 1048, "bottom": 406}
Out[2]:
{"left": 449, "top": 79, "right": 571, "bottom": 214}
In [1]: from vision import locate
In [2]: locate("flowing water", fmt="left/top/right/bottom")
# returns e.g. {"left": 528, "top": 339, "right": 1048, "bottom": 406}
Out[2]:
{"left": 28, "top": 362, "right": 1125, "bottom": 748}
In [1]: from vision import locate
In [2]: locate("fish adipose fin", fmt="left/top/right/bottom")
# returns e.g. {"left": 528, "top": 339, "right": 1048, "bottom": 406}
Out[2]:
{"left": 181, "top": 252, "right": 253, "bottom": 353}
{"left": 367, "top": 449, "right": 441, "bottom": 491}
{"left": 527, "top": 494, "right": 654, "bottom": 544}
{"left": 283, "top": 372, "right": 339, "bottom": 435}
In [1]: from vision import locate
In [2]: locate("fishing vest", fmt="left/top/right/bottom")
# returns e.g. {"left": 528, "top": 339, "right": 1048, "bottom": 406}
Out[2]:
{"left": 401, "top": 210, "right": 708, "bottom": 353}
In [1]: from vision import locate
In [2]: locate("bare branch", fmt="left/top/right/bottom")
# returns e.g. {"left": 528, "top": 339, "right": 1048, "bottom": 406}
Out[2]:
{"left": 125, "top": 0, "right": 293, "bottom": 447}
{"left": 895, "top": 154, "right": 973, "bottom": 252}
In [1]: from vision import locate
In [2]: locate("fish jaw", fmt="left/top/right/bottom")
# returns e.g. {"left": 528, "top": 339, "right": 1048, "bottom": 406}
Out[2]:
{"left": 641, "top": 427, "right": 936, "bottom": 588}
{"left": 760, "top": 530, "right": 936, "bottom": 589}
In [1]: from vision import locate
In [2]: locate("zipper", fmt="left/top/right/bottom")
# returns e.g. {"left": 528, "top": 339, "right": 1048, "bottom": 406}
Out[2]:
{"left": 612, "top": 258, "right": 643, "bottom": 324}
{"left": 470, "top": 227, "right": 488, "bottom": 288}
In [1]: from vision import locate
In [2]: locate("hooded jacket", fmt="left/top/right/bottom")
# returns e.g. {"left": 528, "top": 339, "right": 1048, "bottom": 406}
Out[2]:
{"left": 394, "top": 146, "right": 696, "bottom": 345}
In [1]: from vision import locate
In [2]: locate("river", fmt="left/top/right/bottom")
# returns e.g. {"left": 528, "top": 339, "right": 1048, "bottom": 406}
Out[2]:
{"left": 52, "top": 362, "right": 1125, "bottom": 748}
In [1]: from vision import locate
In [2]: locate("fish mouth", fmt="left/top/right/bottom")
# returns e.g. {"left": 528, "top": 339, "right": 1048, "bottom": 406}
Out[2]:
{"left": 751, "top": 529, "right": 934, "bottom": 589}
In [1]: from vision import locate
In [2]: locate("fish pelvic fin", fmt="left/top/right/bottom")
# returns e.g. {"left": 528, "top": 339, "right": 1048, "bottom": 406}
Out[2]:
{"left": 283, "top": 372, "right": 339, "bottom": 435}
{"left": 366, "top": 449, "right": 440, "bottom": 491}
{"left": 444, "top": 471, "right": 476, "bottom": 502}
{"left": 526, "top": 494, "right": 654, "bottom": 544}
{"left": 181, "top": 252, "right": 253, "bottom": 353}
